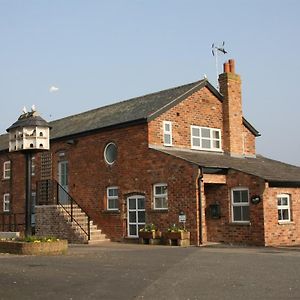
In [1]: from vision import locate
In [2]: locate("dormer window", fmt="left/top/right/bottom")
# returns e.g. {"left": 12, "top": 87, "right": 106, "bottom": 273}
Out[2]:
{"left": 163, "top": 121, "right": 172, "bottom": 146}
{"left": 191, "top": 126, "right": 221, "bottom": 151}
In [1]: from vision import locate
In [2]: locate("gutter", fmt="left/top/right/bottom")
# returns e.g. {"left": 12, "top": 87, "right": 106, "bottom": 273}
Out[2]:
{"left": 197, "top": 166, "right": 203, "bottom": 246}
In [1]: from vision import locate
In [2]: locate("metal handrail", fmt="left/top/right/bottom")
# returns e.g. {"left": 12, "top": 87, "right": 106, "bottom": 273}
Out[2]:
{"left": 36, "top": 179, "right": 91, "bottom": 240}
{"left": 55, "top": 181, "right": 91, "bottom": 240}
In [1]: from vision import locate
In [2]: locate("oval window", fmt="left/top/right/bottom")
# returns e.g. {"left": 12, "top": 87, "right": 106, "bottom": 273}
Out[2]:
{"left": 104, "top": 142, "right": 117, "bottom": 165}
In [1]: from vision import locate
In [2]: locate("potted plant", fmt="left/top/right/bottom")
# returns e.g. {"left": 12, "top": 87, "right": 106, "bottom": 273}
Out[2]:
{"left": 164, "top": 224, "right": 190, "bottom": 246}
{"left": 139, "top": 224, "right": 162, "bottom": 244}
{"left": 0, "top": 236, "right": 68, "bottom": 255}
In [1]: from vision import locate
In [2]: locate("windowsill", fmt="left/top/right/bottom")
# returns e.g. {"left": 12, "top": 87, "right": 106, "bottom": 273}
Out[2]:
{"left": 103, "top": 209, "right": 120, "bottom": 215}
{"left": 163, "top": 144, "right": 173, "bottom": 147}
{"left": 278, "top": 221, "right": 294, "bottom": 225}
{"left": 191, "top": 147, "right": 223, "bottom": 153}
{"left": 150, "top": 209, "right": 168, "bottom": 213}
{"left": 229, "top": 222, "right": 251, "bottom": 226}
{"left": 2, "top": 178, "right": 10, "bottom": 181}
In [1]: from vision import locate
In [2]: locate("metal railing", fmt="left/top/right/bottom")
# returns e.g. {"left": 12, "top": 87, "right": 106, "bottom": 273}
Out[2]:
{"left": 36, "top": 179, "right": 91, "bottom": 240}
{"left": 0, "top": 213, "right": 25, "bottom": 232}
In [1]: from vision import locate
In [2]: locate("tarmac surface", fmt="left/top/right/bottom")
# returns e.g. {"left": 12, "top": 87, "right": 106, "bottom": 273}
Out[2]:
{"left": 0, "top": 242, "right": 300, "bottom": 300}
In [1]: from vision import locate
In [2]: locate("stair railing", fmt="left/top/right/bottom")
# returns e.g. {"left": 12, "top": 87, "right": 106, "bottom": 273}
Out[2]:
{"left": 36, "top": 179, "right": 91, "bottom": 240}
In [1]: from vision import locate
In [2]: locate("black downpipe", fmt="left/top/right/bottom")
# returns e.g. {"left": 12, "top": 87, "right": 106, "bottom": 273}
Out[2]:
{"left": 197, "top": 166, "right": 203, "bottom": 246}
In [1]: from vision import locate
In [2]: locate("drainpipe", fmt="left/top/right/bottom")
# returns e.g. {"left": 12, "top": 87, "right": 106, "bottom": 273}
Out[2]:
{"left": 197, "top": 166, "right": 203, "bottom": 246}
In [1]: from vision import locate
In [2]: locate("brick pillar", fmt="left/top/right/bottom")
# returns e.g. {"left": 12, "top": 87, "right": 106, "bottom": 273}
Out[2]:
{"left": 219, "top": 59, "right": 244, "bottom": 156}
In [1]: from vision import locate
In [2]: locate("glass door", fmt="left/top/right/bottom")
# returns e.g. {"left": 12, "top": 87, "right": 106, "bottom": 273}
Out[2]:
{"left": 127, "top": 196, "right": 145, "bottom": 237}
{"left": 58, "top": 161, "right": 69, "bottom": 204}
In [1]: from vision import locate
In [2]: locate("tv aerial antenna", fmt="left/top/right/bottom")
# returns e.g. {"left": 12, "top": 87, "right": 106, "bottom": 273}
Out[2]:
{"left": 212, "top": 41, "right": 227, "bottom": 89}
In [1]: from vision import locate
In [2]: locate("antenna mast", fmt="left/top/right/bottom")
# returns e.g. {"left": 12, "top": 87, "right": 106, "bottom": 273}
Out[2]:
{"left": 212, "top": 41, "right": 227, "bottom": 90}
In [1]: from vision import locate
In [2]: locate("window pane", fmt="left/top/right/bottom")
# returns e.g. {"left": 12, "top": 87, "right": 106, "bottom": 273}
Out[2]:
{"left": 202, "top": 139, "right": 211, "bottom": 149}
{"left": 282, "top": 209, "right": 289, "bottom": 220}
{"left": 242, "top": 206, "right": 250, "bottom": 221}
{"left": 233, "top": 207, "right": 242, "bottom": 221}
{"left": 128, "top": 198, "right": 136, "bottom": 209}
{"left": 201, "top": 128, "right": 210, "bottom": 138}
{"left": 155, "top": 186, "right": 162, "bottom": 195}
{"left": 162, "top": 197, "right": 168, "bottom": 209}
{"left": 281, "top": 198, "right": 288, "bottom": 206}
{"left": 108, "top": 199, "right": 118, "bottom": 209}
{"left": 164, "top": 123, "right": 170, "bottom": 131}
{"left": 138, "top": 198, "right": 145, "bottom": 209}
{"left": 129, "top": 225, "right": 137, "bottom": 236}
{"left": 138, "top": 211, "right": 145, "bottom": 223}
{"left": 213, "top": 140, "right": 220, "bottom": 149}
{"left": 104, "top": 143, "right": 117, "bottom": 164}
{"left": 129, "top": 211, "right": 136, "bottom": 223}
{"left": 192, "top": 138, "right": 200, "bottom": 147}
{"left": 155, "top": 197, "right": 163, "bottom": 209}
{"left": 164, "top": 134, "right": 171, "bottom": 145}
{"left": 213, "top": 130, "right": 220, "bottom": 139}
{"left": 192, "top": 127, "right": 200, "bottom": 137}
{"left": 233, "top": 191, "right": 241, "bottom": 203}
{"left": 241, "top": 190, "right": 249, "bottom": 203}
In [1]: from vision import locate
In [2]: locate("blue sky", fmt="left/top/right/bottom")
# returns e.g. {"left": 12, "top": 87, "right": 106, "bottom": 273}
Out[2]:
{"left": 1, "top": 0, "right": 299, "bottom": 165}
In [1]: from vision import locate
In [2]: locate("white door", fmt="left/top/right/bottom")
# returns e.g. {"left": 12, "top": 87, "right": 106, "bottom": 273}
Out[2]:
{"left": 58, "top": 161, "right": 69, "bottom": 204}
{"left": 127, "top": 196, "right": 145, "bottom": 237}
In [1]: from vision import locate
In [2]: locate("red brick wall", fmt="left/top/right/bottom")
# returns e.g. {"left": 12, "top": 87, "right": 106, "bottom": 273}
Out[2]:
{"left": 0, "top": 151, "right": 26, "bottom": 231}
{"left": 148, "top": 87, "right": 223, "bottom": 149}
{"left": 205, "top": 170, "right": 265, "bottom": 245}
{"left": 243, "top": 126, "right": 256, "bottom": 156}
{"left": 263, "top": 186, "right": 300, "bottom": 246}
{"left": 48, "top": 123, "right": 200, "bottom": 243}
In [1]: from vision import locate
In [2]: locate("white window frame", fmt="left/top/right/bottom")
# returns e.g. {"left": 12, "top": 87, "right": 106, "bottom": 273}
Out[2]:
{"left": 153, "top": 183, "right": 168, "bottom": 210}
{"left": 191, "top": 125, "right": 222, "bottom": 151}
{"left": 277, "top": 194, "right": 291, "bottom": 223}
{"left": 231, "top": 187, "right": 250, "bottom": 223}
{"left": 107, "top": 187, "right": 119, "bottom": 211}
{"left": 3, "top": 193, "right": 10, "bottom": 212}
{"left": 31, "top": 156, "right": 35, "bottom": 176}
{"left": 163, "top": 121, "right": 172, "bottom": 146}
{"left": 3, "top": 161, "right": 11, "bottom": 179}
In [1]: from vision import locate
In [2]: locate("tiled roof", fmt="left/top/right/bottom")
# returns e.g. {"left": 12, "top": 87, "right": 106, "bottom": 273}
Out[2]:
{"left": 0, "top": 80, "right": 210, "bottom": 151}
{"left": 152, "top": 147, "right": 300, "bottom": 184}
{"left": 0, "top": 79, "right": 258, "bottom": 150}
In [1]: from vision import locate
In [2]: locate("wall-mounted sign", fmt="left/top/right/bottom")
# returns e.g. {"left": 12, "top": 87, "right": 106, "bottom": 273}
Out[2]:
{"left": 179, "top": 214, "right": 186, "bottom": 223}
{"left": 251, "top": 195, "right": 261, "bottom": 205}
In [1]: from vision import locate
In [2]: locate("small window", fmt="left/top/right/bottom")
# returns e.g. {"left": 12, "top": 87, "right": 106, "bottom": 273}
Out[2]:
{"left": 107, "top": 187, "right": 119, "bottom": 210}
{"left": 163, "top": 121, "right": 172, "bottom": 146}
{"left": 277, "top": 194, "right": 291, "bottom": 222}
{"left": 39, "top": 132, "right": 43, "bottom": 137}
{"left": 104, "top": 143, "right": 117, "bottom": 165}
{"left": 231, "top": 188, "right": 250, "bottom": 223}
{"left": 191, "top": 126, "right": 221, "bottom": 151}
{"left": 3, "top": 161, "right": 11, "bottom": 179}
{"left": 153, "top": 183, "right": 168, "bottom": 210}
{"left": 3, "top": 194, "right": 10, "bottom": 212}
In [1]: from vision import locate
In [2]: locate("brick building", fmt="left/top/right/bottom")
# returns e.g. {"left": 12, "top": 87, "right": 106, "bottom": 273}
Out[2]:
{"left": 1, "top": 59, "right": 300, "bottom": 246}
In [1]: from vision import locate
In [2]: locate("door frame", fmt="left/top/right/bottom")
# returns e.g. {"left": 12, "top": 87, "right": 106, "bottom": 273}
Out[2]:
{"left": 127, "top": 195, "right": 145, "bottom": 238}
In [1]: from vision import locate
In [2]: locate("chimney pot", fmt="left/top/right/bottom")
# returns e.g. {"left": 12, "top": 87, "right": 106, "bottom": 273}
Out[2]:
{"left": 228, "top": 59, "right": 235, "bottom": 74}
{"left": 223, "top": 62, "right": 230, "bottom": 73}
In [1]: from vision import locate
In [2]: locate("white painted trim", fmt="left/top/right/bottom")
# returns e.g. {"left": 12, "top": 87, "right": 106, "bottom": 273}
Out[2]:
{"left": 3, "top": 161, "right": 11, "bottom": 179}
{"left": 163, "top": 121, "right": 173, "bottom": 147}
{"left": 231, "top": 187, "right": 250, "bottom": 223}
{"left": 3, "top": 193, "right": 10, "bottom": 212}
{"left": 190, "top": 125, "right": 222, "bottom": 152}
{"left": 127, "top": 195, "right": 145, "bottom": 237}
{"left": 107, "top": 186, "right": 119, "bottom": 211}
{"left": 277, "top": 194, "right": 291, "bottom": 222}
{"left": 104, "top": 142, "right": 117, "bottom": 165}
{"left": 153, "top": 183, "right": 168, "bottom": 210}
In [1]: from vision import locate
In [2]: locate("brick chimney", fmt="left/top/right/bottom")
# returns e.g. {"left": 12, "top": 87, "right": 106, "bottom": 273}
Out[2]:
{"left": 219, "top": 59, "right": 244, "bottom": 156}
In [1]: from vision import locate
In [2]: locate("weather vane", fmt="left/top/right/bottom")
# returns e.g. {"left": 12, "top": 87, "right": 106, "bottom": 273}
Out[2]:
{"left": 212, "top": 41, "right": 227, "bottom": 89}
